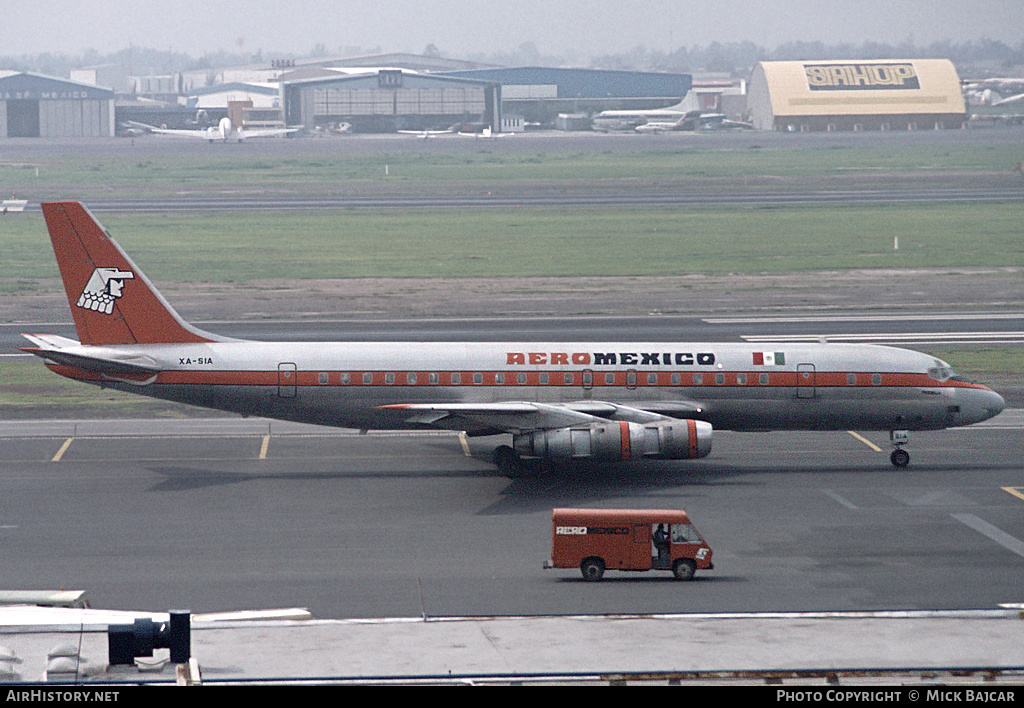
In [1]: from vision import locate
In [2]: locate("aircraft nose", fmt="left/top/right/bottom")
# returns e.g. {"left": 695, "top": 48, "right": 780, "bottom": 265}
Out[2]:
{"left": 984, "top": 388, "right": 1006, "bottom": 418}
{"left": 961, "top": 386, "right": 1005, "bottom": 424}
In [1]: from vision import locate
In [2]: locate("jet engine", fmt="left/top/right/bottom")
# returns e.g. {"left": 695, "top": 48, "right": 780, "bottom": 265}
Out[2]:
{"left": 513, "top": 419, "right": 712, "bottom": 462}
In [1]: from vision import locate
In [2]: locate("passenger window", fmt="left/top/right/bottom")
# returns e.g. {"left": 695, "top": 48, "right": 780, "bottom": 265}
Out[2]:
{"left": 451, "top": 372, "right": 461, "bottom": 384}
{"left": 671, "top": 373, "right": 680, "bottom": 385}
{"left": 648, "top": 373, "right": 657, "bottom": 385}
{"left": 406, "top": 372, "right": 417, "bottom": 385}
{"left": 429, "top": 373, "right": 439, "bottom": 385}
{"left": 847, "top": 373, "right": 856, "bottom": 385}
{"left": 539, "top": 373, "right": 549, "bottom": 384}
{"left": 605, "top": 373, "right": 615, "bottom": 385}
{"left": 494, "top": 373, "right": 504, "bottom": 384}
{"left": 341, "top": 372, "right": 350, "bottom": 384}
{"left": 318, "top": 372, "right": 328, "bottom": 385}
{"left": 385, "top": 373, "right": 395, "bottom": 384}
{"left": 362, "top": 372, "right": 372, "bottom": 385}
{"left": 564, "top": 372, "right": 573, "bottom": 385}
{"left": 693, "top": 373, "right": 703, "bottom": 385}
{"left": 759, "top": 373, "right": 768, "bottom": 385}
{"left": 737, "top": 373, "right": 746, "bottom": 385}
{"left": 517, "top": 373, "right": 527, "bottom": 385}
{"left": 872, "top": 374, "right": 882, "bottom": 385}
{"left": 473, "top": 373, "right": 483, "bottom": 384}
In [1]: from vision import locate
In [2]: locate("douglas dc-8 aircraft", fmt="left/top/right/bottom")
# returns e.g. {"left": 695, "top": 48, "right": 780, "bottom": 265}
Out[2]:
{"left": 24, "top": 202, "right": 1004, "bottom": 471}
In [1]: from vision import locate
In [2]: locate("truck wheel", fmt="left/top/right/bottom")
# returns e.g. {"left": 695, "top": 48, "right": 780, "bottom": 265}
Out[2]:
{"left": 672, "top": 559, "right": 696, "bottom": 581}
{"left": 580, "top": 558, "right": 605, "bottom": 582}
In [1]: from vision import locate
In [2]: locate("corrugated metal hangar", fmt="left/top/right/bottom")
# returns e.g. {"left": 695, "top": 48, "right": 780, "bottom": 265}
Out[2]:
{"left": 748, "top": 59, "right": 966, "bottom": 132}
{"left": 0, "top": 72, "right": 115, "bottom": 137}
{"left": 281, "top": 69, "right": 500, "bottom": 133}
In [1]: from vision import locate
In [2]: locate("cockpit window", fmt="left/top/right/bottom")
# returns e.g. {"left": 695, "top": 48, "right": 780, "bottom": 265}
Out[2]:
{"left": 927, "top": 363, "right": 956, "bottom": 382}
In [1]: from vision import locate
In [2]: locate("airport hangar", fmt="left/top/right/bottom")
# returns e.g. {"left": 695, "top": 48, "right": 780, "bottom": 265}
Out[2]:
{"left": 747, "top": 59, "right": 967, "bottom": 132}
{"left": 280, "top": 69, "right": 502, "bottom": 133}
{"left": 0, "top": 72, "right": 115, "bottom": 137}
{"left": 278, "top": 66, "right": 693, "bottom": 133}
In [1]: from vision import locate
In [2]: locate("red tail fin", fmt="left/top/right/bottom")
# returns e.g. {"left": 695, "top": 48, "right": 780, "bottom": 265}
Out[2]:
{"left": 42, "top": 201, "right": 216, "bottom": 345}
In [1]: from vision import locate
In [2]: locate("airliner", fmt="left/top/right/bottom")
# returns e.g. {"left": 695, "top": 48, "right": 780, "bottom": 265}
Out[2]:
{"left": 23, "top": 202, "right": 1004, "bottom": 472}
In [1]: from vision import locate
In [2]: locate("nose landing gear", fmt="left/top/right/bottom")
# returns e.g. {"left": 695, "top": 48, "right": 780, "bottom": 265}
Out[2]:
{"left": 890, "top": 430, "right": 910, "bottom": 468}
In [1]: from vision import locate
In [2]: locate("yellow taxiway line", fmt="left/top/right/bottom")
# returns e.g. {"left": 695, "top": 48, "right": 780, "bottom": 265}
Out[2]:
{"left": 51, "top": 437, "right": 74, "bottom": 462}
{"left": 847, "top": 431, "right": 882, "bottom": 452}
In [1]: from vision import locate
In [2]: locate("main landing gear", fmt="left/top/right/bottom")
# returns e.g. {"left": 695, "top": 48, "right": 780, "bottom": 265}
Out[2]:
{"left": 889, "top": 430, "right": 910, "bottom": 468}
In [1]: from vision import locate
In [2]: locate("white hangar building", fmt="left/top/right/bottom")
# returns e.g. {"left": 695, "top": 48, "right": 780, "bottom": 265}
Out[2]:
{"left": 748, "top": 59, "right": 966, "bottom": 132}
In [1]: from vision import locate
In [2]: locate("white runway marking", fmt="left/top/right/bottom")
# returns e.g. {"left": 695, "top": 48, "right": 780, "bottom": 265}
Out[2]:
{"left": 952, "top": 513, "right": 1024, "bottom": 559}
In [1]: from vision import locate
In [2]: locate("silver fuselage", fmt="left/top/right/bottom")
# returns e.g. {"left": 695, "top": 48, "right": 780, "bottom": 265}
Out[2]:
{"left": 47, "top": 340, "right": 1005, "bottom": 434}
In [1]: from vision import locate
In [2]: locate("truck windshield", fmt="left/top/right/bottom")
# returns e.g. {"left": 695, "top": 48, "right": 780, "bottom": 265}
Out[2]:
{"left": 672, "top": 524, "right": 702, "bottom": 544}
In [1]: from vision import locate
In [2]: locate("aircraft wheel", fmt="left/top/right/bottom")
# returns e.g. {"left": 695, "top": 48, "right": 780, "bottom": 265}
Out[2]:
{"left": 672, "top": 559, "right": 696, "bottom": 581}
{"left": 890, "top": 448, "right": 910, "bottom": 468}
{"left": 580, "top": 558, "right": 605, "bottom": 582}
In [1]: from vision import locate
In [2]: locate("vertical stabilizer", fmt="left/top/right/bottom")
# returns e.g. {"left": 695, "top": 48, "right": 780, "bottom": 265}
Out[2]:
{"left": 42, "top": 201, "right": 216, "bottom": 345}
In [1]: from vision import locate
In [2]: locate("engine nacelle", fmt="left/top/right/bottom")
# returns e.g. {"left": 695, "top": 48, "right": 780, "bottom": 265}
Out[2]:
{"left": 513, "top": 419, "right": 712, "bottom": 462}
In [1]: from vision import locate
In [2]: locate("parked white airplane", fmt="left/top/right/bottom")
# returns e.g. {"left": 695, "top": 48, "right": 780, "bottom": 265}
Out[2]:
{"left": 23, "top": 202, "right": 1004, "bottom": 471}
{"left": 130, "top": 117, "right": 298, "bottom": 143}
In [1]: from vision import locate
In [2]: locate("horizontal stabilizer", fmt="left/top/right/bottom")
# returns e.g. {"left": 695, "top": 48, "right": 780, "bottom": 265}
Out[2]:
{"left": 21, "top": 335, "right": 159, "bottom": 377}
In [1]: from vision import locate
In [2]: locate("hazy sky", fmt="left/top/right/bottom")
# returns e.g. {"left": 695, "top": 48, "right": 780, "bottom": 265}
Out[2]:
{"left": 6, "top": 1, "right": 1023, "bottom": 59}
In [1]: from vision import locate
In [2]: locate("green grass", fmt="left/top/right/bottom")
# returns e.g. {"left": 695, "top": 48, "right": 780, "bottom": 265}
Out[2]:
{"left": 924, "top": 348, "right": 1024, "bottom": 374}
{"left": 3, "top": 202, "right": 1023, "bottom": 283}
{"left": 3, "top": 142, "right": 1023, "bottom": 197}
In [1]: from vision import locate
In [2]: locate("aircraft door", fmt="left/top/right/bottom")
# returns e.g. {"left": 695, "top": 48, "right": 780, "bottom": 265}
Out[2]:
{"left": 278, "top": 362, "right": 297, "bottom": 398}
{"left": 797, "top": 363, "right": 816, "bottom": 398}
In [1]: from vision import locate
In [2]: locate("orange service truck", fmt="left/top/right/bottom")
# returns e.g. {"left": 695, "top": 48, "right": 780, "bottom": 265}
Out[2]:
{"left": 544, "top": 508, "right": 714, "bottom": 582}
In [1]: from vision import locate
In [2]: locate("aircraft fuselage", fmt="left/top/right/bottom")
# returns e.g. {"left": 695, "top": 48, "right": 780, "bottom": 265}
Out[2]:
{"left": 43, "top": 339, "right": 1003, "bottom": 434}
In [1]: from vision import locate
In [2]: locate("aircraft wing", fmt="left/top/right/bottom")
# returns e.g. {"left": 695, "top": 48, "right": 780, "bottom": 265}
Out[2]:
{"left": 127, "top": 120, "right": 298, "bottom": 140}
{"left": 127, "top": 122, "right": 214, "bottom": 139}
{"left": 378, "top": 400, "right": 705, "bottom": 435}
{"left": 397, "top": 128, "right": 454, "bottom": 137}
{"left": 238, "top": 127, "right": 301, "bottom": 139}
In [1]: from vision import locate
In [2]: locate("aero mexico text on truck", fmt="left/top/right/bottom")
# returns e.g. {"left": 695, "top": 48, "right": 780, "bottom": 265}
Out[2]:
{"left": 544, "top": 508, "right": 714, "bottom": 582}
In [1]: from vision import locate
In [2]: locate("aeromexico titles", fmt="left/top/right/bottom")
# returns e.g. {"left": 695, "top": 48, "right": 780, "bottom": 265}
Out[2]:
{"left": 22, "top": 202, "right": 1004, "bottom": 472}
